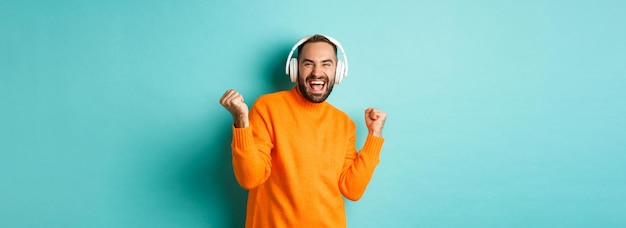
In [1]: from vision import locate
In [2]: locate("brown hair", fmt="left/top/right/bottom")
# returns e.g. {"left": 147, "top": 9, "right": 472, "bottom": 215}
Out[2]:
{"left": 297, "top": 34, "right": 338, "bottom": 60}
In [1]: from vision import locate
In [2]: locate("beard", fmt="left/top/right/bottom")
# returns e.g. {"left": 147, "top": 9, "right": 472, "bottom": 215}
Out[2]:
{"left": 297, "top": 74, "right": 335, "bottom": 103}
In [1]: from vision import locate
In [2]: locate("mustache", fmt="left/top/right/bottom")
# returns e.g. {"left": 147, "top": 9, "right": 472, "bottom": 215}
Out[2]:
{"left": 304, "top": 75, "right": 329, "bottom": 82}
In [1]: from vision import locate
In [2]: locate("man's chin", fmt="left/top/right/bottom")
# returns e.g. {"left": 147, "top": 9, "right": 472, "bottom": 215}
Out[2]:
{"left": 304, "top": 92, "right": 329, "bottom": 103}
{"left": 309, "top": 91, "right": 325, "bottom": 97}
{"left": 298, "top": 82, "right": 333, "bottom": 103}
{"left": 307, "top": 96, "right": 325, "bottom": 103}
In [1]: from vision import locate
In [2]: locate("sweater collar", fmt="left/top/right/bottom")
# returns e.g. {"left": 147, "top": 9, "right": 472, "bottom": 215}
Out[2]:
{"left": 290, "top": 86, "right": 327, "bottom": 111}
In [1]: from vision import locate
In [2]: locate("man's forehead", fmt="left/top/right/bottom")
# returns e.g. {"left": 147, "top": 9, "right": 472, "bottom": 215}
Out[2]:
{"left": 299, "top": 42, "right": 337, "bottom": 58}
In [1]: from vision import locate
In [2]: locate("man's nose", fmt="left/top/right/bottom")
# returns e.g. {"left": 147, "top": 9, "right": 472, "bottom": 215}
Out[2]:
{"left": 312, "top": 65, "right": 323, "bottom": 76}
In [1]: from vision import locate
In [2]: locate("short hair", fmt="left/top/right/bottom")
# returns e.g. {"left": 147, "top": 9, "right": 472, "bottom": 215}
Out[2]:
{"left": 297, "top": 34, "right": 338, "bottom": 60}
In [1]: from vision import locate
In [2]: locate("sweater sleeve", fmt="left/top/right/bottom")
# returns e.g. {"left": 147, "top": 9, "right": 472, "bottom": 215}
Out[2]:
{"left": 338, "top": 133, "right": 385, "bottom": 201}
{"left": 231, "top": 100, "right": 273, "bottom": 190}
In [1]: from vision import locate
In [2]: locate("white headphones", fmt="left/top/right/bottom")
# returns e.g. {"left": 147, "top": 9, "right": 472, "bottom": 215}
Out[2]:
{"left": 284, "top": 34, "right": 349, "bottom": 84}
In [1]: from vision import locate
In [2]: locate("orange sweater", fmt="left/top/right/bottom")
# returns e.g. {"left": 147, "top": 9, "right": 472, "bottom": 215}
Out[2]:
{"left": 231, "top": 87, "right": 384, "bottom": 227}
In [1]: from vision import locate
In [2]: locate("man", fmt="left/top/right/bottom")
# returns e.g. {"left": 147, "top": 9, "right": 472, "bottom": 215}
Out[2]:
{"left": 219, "top": 34, "right": 387, "bottom": 227}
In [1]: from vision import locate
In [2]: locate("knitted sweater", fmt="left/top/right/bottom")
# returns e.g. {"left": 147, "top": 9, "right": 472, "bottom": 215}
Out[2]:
{"left": 231, "top": 86, "right": 384, "bottom": 227}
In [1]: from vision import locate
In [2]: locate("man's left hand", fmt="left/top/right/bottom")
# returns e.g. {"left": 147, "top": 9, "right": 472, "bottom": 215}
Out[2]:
{"left": 365, "top": 107, "right": 386, "bottom": 137}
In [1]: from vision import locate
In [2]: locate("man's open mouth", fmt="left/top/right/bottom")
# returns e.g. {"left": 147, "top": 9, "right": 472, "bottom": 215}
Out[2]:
{"left": 308, "top": 80, "right": 326, "bottom": 93}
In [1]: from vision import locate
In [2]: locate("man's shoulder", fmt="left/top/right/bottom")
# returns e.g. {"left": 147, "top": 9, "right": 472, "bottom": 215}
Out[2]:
{"left": 256, "top": 90, "right": 290, "bottom": 103}
{"left": 251, "top": 90, "right": 291, "bottom": 110}
{"left": 326, "top": 103, "right": 353, "bottom": 121}
{"left": 261, "top": 90, "right": 290, "bottom": 98}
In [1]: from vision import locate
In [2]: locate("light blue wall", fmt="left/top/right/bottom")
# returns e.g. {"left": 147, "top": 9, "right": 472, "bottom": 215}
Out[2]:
{"left": 2, "top": 0, "right": 625, "bottom": 227}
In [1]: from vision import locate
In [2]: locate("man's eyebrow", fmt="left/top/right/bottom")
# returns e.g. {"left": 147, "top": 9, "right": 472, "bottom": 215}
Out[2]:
{"left": 302, "top": 58, "right": 334, "bottom": 63}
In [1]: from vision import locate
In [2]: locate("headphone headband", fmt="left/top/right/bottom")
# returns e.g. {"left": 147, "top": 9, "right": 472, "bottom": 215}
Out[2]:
{"left": 284, "top": 34, "right": 349, "bottom": 83}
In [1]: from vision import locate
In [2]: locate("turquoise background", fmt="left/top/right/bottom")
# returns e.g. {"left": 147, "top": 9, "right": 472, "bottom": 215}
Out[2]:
{"left": 2, "top": 0, "right": 625, "bottom": 227}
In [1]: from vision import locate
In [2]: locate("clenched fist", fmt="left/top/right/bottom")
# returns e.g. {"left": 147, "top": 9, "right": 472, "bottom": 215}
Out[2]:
{"left": 219, "top": 89, "right": 249, "bottom": 128}
{"left": 365, "top": 107, "right": 386, "bottom": 137}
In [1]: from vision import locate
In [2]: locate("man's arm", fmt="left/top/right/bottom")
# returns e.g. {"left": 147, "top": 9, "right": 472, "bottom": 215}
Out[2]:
{"left": 338, "top": 108, "right": 387, "bottom": 200}
{"left": 220, "top": 89, "right": 271, "bottom": 189}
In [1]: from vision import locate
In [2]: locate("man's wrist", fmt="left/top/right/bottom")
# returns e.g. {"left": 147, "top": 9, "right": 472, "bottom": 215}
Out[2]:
{"left": 233, "top": 114, "right": 249, "bottom": 128}
{"left": 369, "top": 130, "right": 382, "bottom": 137}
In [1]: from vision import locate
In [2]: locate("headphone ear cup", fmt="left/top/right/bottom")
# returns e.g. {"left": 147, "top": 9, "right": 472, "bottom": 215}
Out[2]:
{"left": 335, "top": 60, "right": 344, "bottom": 84}
{"left": 289, "top": 58, "right": 298, "bottom": 82}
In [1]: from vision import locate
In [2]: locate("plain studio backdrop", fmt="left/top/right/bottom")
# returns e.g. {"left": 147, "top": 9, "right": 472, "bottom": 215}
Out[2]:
{"left": 1, "top": 0, "right": 625, "bottom": 227}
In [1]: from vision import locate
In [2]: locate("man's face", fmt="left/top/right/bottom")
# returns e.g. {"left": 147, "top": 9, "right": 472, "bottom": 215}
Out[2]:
{"left": 297, "top": 42, "right": 337, "bottom": 103}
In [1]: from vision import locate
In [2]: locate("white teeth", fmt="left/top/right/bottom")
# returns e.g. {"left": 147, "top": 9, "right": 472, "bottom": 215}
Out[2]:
{"left": 310, "top": 81, "right": 325, "bottom": 85}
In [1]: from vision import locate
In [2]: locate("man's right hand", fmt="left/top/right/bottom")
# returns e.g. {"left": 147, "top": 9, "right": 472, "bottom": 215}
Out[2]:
{"left": 219, "top": 89, "right": 249, "bottom": 128}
